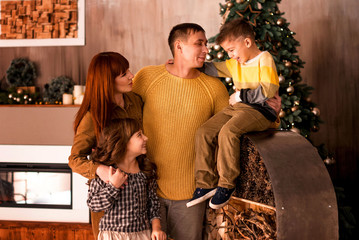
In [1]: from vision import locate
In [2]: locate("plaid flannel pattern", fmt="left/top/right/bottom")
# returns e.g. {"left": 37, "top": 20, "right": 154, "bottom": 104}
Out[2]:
{"left": 87, "top": 171, "right": 160, "bottom": 232}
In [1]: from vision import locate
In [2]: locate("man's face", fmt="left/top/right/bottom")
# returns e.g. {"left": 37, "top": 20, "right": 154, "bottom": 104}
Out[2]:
{"left": 221, "top": 37, "right": 251, "bottom": 64}
{"left": 179, "top": 31, "right": 208, "bottom": 68}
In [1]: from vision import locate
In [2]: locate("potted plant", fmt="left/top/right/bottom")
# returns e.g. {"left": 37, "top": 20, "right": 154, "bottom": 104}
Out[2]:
{"left": 43, "top": 76, "right": 75, "bottom": 104}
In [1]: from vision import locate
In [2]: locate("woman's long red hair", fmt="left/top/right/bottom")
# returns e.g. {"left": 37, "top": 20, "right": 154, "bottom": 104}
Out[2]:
{"left": 74, "top": 52, "right": 129, "bottom": 140}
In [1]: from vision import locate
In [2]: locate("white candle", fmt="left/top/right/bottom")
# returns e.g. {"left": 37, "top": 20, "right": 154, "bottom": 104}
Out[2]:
{"left": 73, "top": 85, "right": 83, "bottom": 97}
{"left": 74, "top": 94, "right": 84, "bottom": 105}
{"left": 62, "top": 93, "right": 73, "bottom": 105}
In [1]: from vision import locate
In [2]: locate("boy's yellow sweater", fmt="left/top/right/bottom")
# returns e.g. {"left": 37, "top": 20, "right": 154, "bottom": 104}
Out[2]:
{"left": 204, "top": 51, "right": 279, "bottom": 122}
{"left": 133, "top": 65, "right": 229, "bottom": 200}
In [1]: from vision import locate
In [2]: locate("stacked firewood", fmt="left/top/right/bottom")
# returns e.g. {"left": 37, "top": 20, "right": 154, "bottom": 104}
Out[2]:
{"left": 205, "top": 198, "right": 276, "bottom": 240}
{"left": 205, "top": 135, "right": 277, "bottom": 239}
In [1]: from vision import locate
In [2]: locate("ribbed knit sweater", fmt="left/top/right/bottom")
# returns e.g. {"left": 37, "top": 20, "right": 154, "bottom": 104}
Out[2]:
{"left": 133, "top": 65, "right": 229, "bottom": 200}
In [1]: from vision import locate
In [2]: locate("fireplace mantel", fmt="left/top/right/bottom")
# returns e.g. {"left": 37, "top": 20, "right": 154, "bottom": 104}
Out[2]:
{"left": 0, "top": 105, "right": 79, "bottom": 145}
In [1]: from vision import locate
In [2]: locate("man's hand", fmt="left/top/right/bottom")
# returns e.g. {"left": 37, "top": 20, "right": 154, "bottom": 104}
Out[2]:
{"left": 266, "top": 91, "right": 281, "bottom": 115}
{"left": 109, "top": 167, "right": 128, "bottom": 189}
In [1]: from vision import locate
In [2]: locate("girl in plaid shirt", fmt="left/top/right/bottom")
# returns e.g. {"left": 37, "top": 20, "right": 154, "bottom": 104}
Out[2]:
{"left": 87, "top": 118, "right": 166, "bottom": 240}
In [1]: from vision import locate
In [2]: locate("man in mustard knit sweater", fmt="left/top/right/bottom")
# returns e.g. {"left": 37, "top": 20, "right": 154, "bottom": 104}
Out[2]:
{"left": 133, "top": 23, "right": 229, "bottom": 240}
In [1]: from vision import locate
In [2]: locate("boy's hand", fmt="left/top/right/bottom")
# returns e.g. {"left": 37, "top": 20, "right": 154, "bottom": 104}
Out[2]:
{"left": 266, "top": 91, "right": 281, "bottom": 114}
{"left": 229, "top": 92, "right": 239, "bottom": 106}
{"left": 109, "top": 167, "right": 128, "bottom": 189}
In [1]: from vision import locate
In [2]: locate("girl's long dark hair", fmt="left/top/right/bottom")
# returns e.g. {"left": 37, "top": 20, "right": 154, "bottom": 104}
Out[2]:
{"left": 90, "top": 118, "right": 157, "bottom": 182}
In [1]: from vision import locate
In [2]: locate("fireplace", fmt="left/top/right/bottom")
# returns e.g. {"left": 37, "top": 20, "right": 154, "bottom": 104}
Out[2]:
{"left": 0, "top": 145, "right": 89, "bottom": 223}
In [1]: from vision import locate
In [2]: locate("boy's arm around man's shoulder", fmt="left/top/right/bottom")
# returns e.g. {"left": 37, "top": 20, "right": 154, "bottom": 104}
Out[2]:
{"left": 201, "top": 61, "right": 232, "bottom": 79}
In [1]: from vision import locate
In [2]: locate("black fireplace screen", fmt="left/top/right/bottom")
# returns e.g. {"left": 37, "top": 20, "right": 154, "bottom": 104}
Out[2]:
{"left": 0, "top": 163, "right": 72, "bottom": 209}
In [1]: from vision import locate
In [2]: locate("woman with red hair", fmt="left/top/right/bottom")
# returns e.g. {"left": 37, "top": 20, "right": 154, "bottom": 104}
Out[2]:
{"left": 68, "top": 52, "right": 143, "bottom": 238}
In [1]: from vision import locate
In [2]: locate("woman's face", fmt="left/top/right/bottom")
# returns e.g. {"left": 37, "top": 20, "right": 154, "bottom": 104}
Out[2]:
{"left": 114, "top": 69, "right": 134, "bottom": 93}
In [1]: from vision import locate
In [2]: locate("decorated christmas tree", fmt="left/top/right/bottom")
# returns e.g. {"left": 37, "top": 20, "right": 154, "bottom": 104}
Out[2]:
{"left": 207, "top": 0, "right": 323, "bottom": 150}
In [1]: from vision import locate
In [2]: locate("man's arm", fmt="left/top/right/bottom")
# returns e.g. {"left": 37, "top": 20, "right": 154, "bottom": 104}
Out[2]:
{"left": 266, "top": 91, "right": 281, "bottom": 115}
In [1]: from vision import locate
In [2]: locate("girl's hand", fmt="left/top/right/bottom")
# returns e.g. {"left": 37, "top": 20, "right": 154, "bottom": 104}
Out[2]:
{"left": 109, "top": 166, "right": 128, "bottom": 189}
{"left": 151, "top": 230, "right": 167, "bottom": 240}
{"left": 96, "top": 164, "right": 116, "bottom": 183}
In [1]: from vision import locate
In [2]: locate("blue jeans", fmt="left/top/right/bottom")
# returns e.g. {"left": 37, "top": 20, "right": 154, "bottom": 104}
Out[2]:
{"left": 159, "top": 197, "right": 206, "bottom": 240}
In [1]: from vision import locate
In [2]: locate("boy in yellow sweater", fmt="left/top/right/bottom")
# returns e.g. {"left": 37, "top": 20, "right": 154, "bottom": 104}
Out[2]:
{"left": 187, "top": 18, "right": 279, "bottom": 209}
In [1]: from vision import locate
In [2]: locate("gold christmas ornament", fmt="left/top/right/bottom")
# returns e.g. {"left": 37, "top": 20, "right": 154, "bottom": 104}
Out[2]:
{"left": 217, "top": 52, "right": 224, "bottom": 59}
{"left": 278, "top": 75, "right": 285, "bottom": 83}
{"left": 285, "top": 61, "right": 292, "bottom": 68}
{"left": 17, "top": 88, "right": 23, "bottom": 94}
{"left": 286, "top": 86, "right": 294, "bottom": 93}
{"left": 8, "top": 94, "right": 12, "bottom": 99}
{"left": 312, "top": 107, "right": 320, "bottom": 116}
{"left": 214, "top": 44, "right": 221, "bottom": 51}
{"left": 277, "top": 42, "right": 282, "bottom": 48}
{"left": 279, "top": 109, "right": 286, "bottom": 118}
{"left": 226, "top": 2, "right": 234, "bottom": 9}
{"left": 236, "top": 0, "right": 245, "bottom": 3}
{"left": 276, "top": 18, "right": 285, "bottom": 26}
{"left": 291, "top": 106, "right": 298, "bottom": 112}
{"left": 324, "top": 157, "right": 336, "bottom": 165}
{"left": 311, "top": 125, "right": 319, "bottom": 132}
{"left": 294, "top": 100, "right": 300, "bottom": 105}
{"left": 206, "top": 54, "right": 213, "bottom": 61}
{"left": 305, "top": 97, "right": 312, "bottom": 102}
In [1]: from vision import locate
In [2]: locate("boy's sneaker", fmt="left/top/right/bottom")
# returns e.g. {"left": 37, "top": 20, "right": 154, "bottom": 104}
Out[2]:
{"left": 186, "top": 188, "right": 217, "bottom": 208}
{"left": 209, "top": 187, "right": 235, "bottom": 209}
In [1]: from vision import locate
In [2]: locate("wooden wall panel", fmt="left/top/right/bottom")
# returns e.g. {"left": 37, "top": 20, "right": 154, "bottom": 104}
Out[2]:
{"left": 0, "top": 0, "right": 358, "bottom": 181}
{"left": 279, "top": 0, "right": 359, "bottom": 181}
{"left": 0, "top": 0, "right": 221, "bottom": 86}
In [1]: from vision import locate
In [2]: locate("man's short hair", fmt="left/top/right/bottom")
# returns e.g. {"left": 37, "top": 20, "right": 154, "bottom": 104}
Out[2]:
{"left": 168, "top": 23, "right": 205, "bottom": 56}
{"left": 216, "top": 18, "right": 255, "bottom": 44}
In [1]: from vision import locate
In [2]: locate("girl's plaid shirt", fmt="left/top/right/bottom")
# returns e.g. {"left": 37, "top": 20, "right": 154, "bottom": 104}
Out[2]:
{"left": 87, "top": 171, "right": 160, "bottom": 232}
